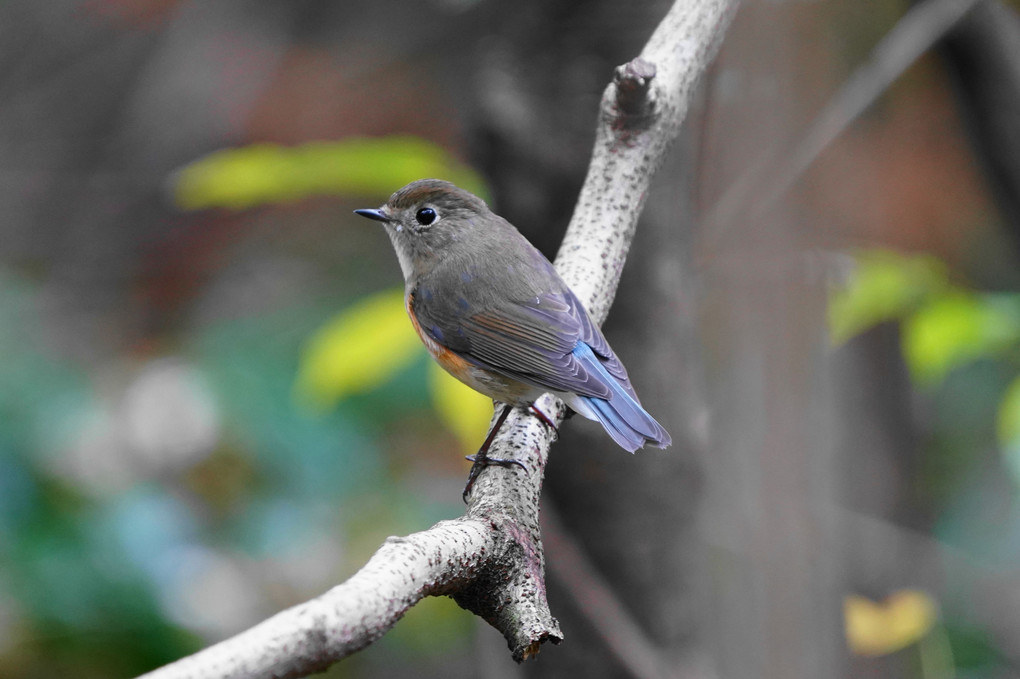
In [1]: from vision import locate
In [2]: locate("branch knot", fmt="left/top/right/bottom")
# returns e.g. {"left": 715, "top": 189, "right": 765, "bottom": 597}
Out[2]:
{"left": 610, "top": 57, "right": 658, "bottom": 136}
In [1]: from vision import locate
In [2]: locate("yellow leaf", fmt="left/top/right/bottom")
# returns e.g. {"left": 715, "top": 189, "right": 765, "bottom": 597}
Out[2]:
{"left": 427, "top": 361, "right": 493, "bottom": 455}
{"left": 845, "top": 590, "right": 938, "bottom": 657}
{"left": 173, "top": 136, "right": 488, "bottom": 210}
{"left": 294, "top": 288, "right": 422, "bottom": 410}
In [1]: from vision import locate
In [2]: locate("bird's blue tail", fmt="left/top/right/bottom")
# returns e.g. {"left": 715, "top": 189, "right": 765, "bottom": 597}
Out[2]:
{"left": 571, "top": 343, "right": 671, "bottom": 452}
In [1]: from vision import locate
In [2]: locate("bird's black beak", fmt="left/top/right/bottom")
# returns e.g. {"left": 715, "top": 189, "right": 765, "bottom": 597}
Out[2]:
{"left": 354, "top": 208, "right": 392, "bottom": 223}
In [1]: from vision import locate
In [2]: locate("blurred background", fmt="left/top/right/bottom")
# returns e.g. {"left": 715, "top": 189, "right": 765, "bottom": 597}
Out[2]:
{"left": 2, "top": 0, "right": 1020, "bottom": 677}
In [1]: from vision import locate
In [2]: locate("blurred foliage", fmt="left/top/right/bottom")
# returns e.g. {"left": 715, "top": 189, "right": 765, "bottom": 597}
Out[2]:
{"left": 844, "top": 590, "right": 937, "bottom": 657}
{"left": 0, "top": 277, "right": 202, "bottom": 677}
{"left": 831, "top": 247, "right": 1020, "bottom": 398}
{"left": 998, "top": 376, "right": 1020, "bottom": 481}
{"left": 0, "top": 262, "right": 482, "bottom": 676}
{"left": 426, "top": 359, "right": 493, "bottom": 457}
{"left": 179, "top": 134, "right": 496, "bottom": 452}
{"left": 832, "top": 250, "right": 1020, "bottom": 674}
{"left": 174, "top": 137, "right": 489, "bottom": 210}
{"left": 295, "top": 288, "right": 422, "bottom": 410}
{"left": 829, "top": 250, "right": 949, "bottom": 346}
{"left": 0, "top": 126, "right": 496, "bottom": 676}
{"left": 6, "top": 0, "right": 1020, "bottom": 674}
{"left": 942, "top": 623, "right": 1004, "bottom": 675}
{"left": 904, "top": 294, "right": 1020, "bottom": 386}
{"left": 294, "top": 287, "right": 492, "bottom": 454}
{"left": 381, "top": 596, "right": 473, "bottom": 658}
{"left": 832, "top": 251, "right": 1020, "bottom": 503}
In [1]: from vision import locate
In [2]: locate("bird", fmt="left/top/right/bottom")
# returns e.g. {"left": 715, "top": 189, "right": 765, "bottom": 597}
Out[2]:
{"left": 355, "top": 179, "right": 670, "bottom": 493}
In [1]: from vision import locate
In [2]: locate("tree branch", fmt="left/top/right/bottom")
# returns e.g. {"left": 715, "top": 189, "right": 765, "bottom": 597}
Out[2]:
{"left": 557, "top": 0, "right": 737, "bottom": 319}
{"left": 138, "top": 1, "right": 736, "bottom": 677}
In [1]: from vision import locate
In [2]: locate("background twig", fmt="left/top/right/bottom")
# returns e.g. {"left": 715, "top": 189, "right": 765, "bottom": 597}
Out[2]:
{"left": 704, "top": 0, "right": 981, "bottom": 247}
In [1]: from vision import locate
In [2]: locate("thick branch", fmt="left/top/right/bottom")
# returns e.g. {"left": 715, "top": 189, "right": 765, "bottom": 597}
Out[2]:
{"left": 139, "top": 1, "right": 736, "bottom": 677}
{"left": 141, "top": 521, "right": 493, "bottom": 679}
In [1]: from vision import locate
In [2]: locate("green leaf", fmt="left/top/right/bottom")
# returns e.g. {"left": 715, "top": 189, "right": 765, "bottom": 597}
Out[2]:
{"left": 173, "top": 136, "right": 488, "bottom": 210}
{"left": 829, "top": 250, "right": 948, "bottom": 344}
{"left": 942, "top": 622, "right": 1004, "bottom": 672}
{"left": 903, "top": 293, "right": 1020, "bottom": 385}
{"left": 293, "top": 288, "right": 423, "bottom": 410}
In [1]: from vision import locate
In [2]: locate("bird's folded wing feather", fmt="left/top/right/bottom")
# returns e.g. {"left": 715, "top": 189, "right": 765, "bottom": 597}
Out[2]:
{"left": 413, "top": 283, "right": 639, "bottom": 402}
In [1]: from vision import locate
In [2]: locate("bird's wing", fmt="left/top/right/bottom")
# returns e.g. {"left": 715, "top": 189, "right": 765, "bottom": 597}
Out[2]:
{"left": 412, "top": 280, "right": 638, "bottom": 401}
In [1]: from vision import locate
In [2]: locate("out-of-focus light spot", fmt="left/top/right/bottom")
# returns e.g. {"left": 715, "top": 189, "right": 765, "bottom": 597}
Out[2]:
{"left": 50, "top": 357, "right": 221, "bottom": 495}
{"left": 104, "top": 488, "right": 199, "bottom": 581}
{"left": 123, "top": 357, "right": 220, "bottom": 472}
{"left": 267, "top": 533, "right": 344, "bottom": 596}
{"left": 158, "top": 546, "right": 263, "bottom": 637}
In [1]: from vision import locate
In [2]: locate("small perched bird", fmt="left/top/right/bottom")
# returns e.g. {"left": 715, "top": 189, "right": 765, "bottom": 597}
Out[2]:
{"left": 355, "top": 179, "right": 670, "bottom": 488}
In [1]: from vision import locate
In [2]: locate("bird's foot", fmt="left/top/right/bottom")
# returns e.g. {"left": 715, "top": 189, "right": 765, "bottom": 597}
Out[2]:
{"left": 462, "top": 404, "right": 524, "bottom": 502}
{"left": 462, "top": 452, "right": 527, "bottom": 502}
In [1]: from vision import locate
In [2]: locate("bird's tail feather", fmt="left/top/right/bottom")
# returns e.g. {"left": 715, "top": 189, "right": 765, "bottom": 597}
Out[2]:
{"left": 571, "top": 343, "right": 671, "bottom": 452}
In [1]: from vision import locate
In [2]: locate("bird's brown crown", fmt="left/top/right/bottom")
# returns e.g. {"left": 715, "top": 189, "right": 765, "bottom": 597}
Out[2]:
{"left": 387, "top": 179, "right": 489, "bottom": 214}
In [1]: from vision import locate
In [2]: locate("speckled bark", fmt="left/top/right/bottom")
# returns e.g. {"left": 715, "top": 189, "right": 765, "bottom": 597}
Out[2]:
{"left": 454, "top": 393, "right": 567, "bottom": 661}
{"left": 556, "top": 0, "right": 736, "bottom": 319}
{"left": 138, "top": 1, "right": 735, "bottom": 677}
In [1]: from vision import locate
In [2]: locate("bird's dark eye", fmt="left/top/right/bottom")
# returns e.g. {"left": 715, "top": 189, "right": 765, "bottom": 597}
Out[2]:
{"left": 415, "top": 207, "right": 437, "bottom": 226}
